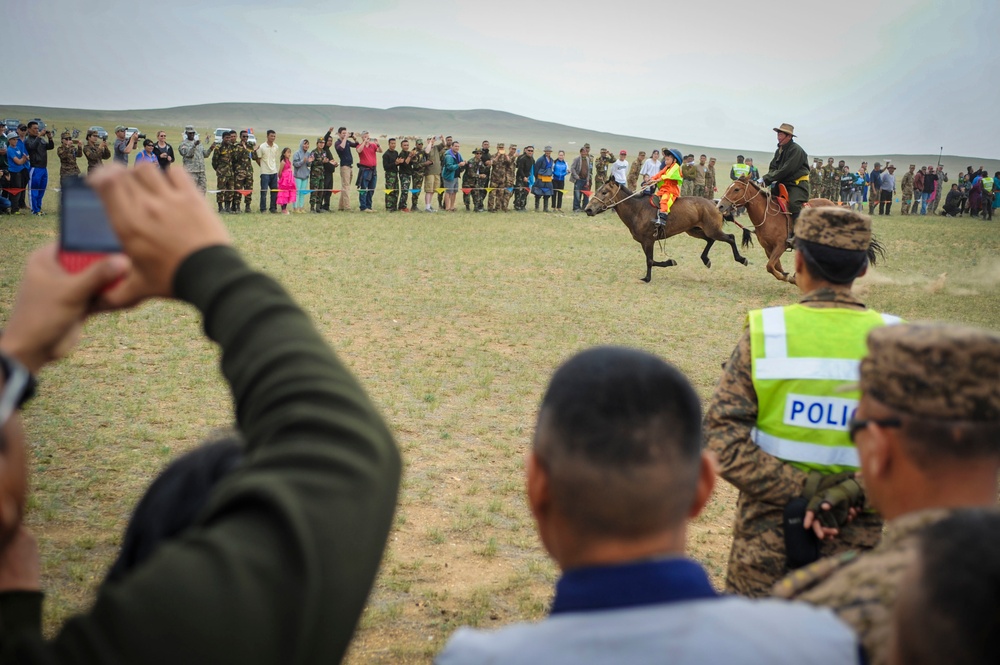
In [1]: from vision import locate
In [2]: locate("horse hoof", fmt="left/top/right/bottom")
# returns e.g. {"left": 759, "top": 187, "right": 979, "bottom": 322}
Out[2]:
{"left": 641, "top": 277, "right": 651, "bottom": 283}
{"left": 667, "top": 260, "right": 677, "bottom": 267}
{"left": 703, "top": 260, "right": 711, "bottom": 269}
{"left": 741, "top": 258, "right": 749, "bottom": 266}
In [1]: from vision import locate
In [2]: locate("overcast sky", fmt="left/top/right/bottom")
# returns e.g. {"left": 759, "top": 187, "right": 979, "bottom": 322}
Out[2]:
{"left": 11, "top": 0, "right": 997, "bottom": 158}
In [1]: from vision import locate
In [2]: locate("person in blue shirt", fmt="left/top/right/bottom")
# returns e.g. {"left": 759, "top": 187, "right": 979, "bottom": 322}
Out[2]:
{"left": 4, "top": 132, "right": 29, "bottom": 213}
{"left": 135, "top": 139, "right": 159, "bottom": 166}
{"left": 437, "top": 347, "right": 863, "bottom": 665}
{"left": 552, "top": 150, "right": 569, "bottom": 211}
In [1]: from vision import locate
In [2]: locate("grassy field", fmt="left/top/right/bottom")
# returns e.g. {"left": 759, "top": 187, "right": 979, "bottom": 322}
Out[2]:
{"left": 2, "top": 182, "right": 1000, "bottom": 662}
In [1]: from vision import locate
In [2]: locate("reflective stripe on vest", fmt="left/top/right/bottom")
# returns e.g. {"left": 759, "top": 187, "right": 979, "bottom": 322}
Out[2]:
{"left": 749, "top": 305, "right": 901, "bottom": 473}
{"left": 732, "top": 163, "right": 750, "bottom": 178}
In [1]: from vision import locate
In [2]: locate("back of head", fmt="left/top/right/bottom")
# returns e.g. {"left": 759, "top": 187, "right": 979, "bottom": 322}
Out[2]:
{"left": 859, "top": 323, "right": 1000, "bottom": 470}
{"left": 794, "top": 207, "right": 873, "bottom": 283}
{"left": 535, "top": 347, "right": 702, "bottom": 539}
{"left": 892, "top": 509, "right": 1000, "bottom": 665}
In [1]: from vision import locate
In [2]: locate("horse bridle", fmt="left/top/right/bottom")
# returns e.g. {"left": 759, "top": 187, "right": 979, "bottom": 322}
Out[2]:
{"left": 589, "top": 181, "right": 646, "bottom": 212}
{"left": 720, "top": 179, "right": 778, "bottom": 229}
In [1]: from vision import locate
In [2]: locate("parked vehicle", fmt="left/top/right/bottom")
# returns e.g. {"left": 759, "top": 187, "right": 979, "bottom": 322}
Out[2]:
{"left": 215, "top": 127, "right": 233, "bottom": 144}
{"left": 88, "top": 125, "right": 109, "bottom": 140}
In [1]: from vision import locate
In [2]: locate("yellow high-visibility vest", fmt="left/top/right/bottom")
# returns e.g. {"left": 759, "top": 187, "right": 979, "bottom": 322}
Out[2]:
{"left": 749, "top": 305, "right": 902, "bottom": 473}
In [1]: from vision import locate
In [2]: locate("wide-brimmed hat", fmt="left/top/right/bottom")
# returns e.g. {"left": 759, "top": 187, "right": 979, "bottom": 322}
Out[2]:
{"left": 772, "top": 123, "right": 797, "bottom": 137}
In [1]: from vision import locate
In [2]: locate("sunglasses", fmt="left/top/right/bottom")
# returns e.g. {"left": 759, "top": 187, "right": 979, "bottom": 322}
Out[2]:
{"left": 847, "top": 417, "right": 902, "bottom": 443}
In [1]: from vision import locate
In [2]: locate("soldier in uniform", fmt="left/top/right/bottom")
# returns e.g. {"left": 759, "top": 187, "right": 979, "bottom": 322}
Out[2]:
{"left": 627, "top": 151, "right": 645, "bottom": 191}
{"left": 211, "top": 130, "right": 235, "bottom": 213}
{"left": 83, "top": 130, "right": 112, "bottom": 174}
{"left": 810, "top": 159, "right": 823, "bottom": 199}
{"left": 309, "top": 137, "right": 328, "bottom": 213}
{"left": 704, "top": 206, "right": 899, "bottom": 598}
{"left": 57, "top": 132, "right": 83, "bottom": 185}
{"left": 502, "top": 144, "right": 517, "bottom": 211}
{"left": 681, "top": 156, "right": 696, "bottom": 197}
{"left": 382, "top": 138, "right": 401, "bottom": 212}
{"left": 821, "top": 158, "right": 836, "bottom": 201}
{"left": 899, "top": 164, "right": 915, "bottom": 216}
{"left": 704, "top": 157, "right": 717, "bottom": 200}
{"left": 461, "top": 149, "right": 480, "bottom": 211}
{"left": 232, "top": 130, "right": 255, "bottom": 213}
{"left": 410, "top": 138, "right": 428, "bottom": 211}
{"left": 178, "top": 125, "right": 214, "bottom": 194}
{"left": 593, "top": 148, "right": 614, "bottom": 191}
{"left": 487, "top": 142, "right": 507, "bottom": 212}
{"left": 773, "top": 322, "right": 1000, "bottom": 665}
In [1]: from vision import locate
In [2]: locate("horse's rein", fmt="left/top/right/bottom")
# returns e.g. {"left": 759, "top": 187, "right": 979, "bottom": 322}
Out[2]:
{"left": 721, "top": 180, "right": 775, "bottom": 229}
{"left": 591, "top": 184, "right": 646, "bottom": 211}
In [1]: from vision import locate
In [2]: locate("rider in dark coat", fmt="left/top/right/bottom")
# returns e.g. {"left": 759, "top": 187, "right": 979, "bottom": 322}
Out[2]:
{"left": 761, "top": 123, "right": 810, "bottom": 247}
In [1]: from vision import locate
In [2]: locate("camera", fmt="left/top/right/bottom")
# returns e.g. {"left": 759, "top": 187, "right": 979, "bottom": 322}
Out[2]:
{"left": 136, "top": 133, "right": 147, "bottom": 141}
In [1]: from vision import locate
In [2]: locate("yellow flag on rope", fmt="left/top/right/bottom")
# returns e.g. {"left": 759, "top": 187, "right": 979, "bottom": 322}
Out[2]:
{"left": 436, "top": 187, "right": 446, "bottom": 194}
{"left": 486, "top": 187, "right": 494, "bottom": 193}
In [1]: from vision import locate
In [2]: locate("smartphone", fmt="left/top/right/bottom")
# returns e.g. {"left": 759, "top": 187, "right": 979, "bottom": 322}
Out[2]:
{"left": 59, "top": 176, "right": 122, "bottom": 274}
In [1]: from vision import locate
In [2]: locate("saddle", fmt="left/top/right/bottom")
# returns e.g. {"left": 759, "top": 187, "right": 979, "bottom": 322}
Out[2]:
{"left": 774, "top": 183, "right": 790, "bottom": 214}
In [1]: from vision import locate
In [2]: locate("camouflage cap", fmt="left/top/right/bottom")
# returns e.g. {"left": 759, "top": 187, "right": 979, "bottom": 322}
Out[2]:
{"left": 184, "top": 125, "right": 195, "bottom": 133}
{"left": 860, "top": 323, "right": 1000, "bottom": 421}
{"left": 583, "top": 143, "right": 590, "bottom": 149}
{"left": 794, "top": 206, "right": 871, "bottom": 251}
{"left": 61, "top": 132, "right": 72, "bottom": 140}
{"left": 415, "top": 138, "right": 424, "bottom": 145}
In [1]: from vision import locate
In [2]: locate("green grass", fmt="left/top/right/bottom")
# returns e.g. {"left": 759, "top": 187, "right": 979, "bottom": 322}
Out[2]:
{"left": 2, "top": 191, "right": 999, "bottom": 662}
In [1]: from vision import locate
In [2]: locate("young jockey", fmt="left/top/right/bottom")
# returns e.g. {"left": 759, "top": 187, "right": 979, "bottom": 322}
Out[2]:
{"left": 644, "top": 148, "right": 684, "bottom": 227}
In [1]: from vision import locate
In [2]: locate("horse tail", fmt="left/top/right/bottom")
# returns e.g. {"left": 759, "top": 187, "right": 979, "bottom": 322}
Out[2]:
{"left": 868, "top": 234, "right": 887, "bottom": 267}
{"left": 741, "top": 228, "right": 754, "bottom": 249}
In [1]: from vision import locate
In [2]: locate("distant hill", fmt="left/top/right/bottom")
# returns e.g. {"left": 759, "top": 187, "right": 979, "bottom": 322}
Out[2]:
{"left": 2, "top": 103, "right": 995, "bottom": 177}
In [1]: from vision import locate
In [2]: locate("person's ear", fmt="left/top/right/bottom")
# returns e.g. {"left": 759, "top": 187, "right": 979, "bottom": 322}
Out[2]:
{"left": 689, "top": 451, "right": 717, "bottom": 519}
{"left": 861, "top": 421, "right": 895, "bottom": 482}
{"left": 525, "top": 452, "right": 550, "bottom": 524}
{"left": 794, "top": 250, "right": 805, "bottom": 274}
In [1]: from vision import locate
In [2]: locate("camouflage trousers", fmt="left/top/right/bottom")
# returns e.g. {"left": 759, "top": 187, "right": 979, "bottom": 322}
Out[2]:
{"left": 310, "top": 173, "right": 325, "bottom": 210}
{"left": 681, "top": 179, "right": 694, "bottom": 197}
{"left": 188, "top": 171, "right": 207, "bottom": 194}
{"left": 725, "top": 491, "right": 883, "bottom": 598}
{"left": 216, "top": 173, "right": 234, "bottom": 206}
{"left": 233, "top": 172, "right": 253, "bottom": 209}
{"left": 501, "top": 186, "right": 513, "bottom": 210}
{"left": 513, "top": 184, "right": 529, "bottom": 210}
{"left": 594, "top": 175, "right": 607, "bottom": 191}
{"left": 694, "top": 184, "right": 706, "bottom": 198}
{"left": 398, "top": 174, "right": 411, "bottom": 211}
{"left": 927, "top": 191, "right": 941, "bottom": 214}
{"left": 410, "top": 175, "right": 423, "bottom": 210}
{"left": 488, "top": 183, "right": 505, "bottom": 211}
{"left": 472, "top": 182, "right": 485, "bottom": 210}
{"left": 627, "top": 174, "right": 639, "bottom": 190}
{"left": 900, "top": 188, "right": 913, "bottom": 215}
{"left": 385, "top": 172, "right": 400, "bottom": 211}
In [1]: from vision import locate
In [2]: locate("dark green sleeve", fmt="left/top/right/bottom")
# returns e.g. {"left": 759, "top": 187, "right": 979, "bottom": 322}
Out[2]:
{"left": 3, "top": 246, "right": 400, "bottom": 664}
{"left": 765, "top": 142, "right": 809, "bottom": 185}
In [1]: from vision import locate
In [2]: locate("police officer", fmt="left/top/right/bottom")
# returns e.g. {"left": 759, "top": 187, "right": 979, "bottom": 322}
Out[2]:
{"left": 730, "top": 155, "right": 750, "bottom": 181}
{"left": 704, "top": 206, "right": 900, "bottom": 598}
{"left": 774, "top": 322, "right": 1000, "bottom": 665}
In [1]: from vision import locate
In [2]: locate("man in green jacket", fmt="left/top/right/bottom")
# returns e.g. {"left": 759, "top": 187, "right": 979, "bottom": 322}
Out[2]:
{"left": 0, "top": 163, "right": 401, "bottom": 663}
{"left": 762, "top": 123, "right": 810, "bottom": 248}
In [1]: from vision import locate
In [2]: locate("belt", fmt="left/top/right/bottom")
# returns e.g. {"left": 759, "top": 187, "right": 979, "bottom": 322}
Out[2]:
{"left": 794, "top": 174, "right": 810, "bottom": 185}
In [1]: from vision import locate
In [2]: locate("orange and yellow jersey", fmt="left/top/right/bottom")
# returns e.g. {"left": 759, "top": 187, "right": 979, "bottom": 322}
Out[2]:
{"left": 652, "top": 163, "right": 683, "bottom": 198}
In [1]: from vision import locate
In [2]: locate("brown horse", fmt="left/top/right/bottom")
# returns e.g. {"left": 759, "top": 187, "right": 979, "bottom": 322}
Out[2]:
{"left": 585, "top": 180, "right": 749, "bottom": 282}
{"left": 717, "top": 177, "right": 837, "bottom": 284}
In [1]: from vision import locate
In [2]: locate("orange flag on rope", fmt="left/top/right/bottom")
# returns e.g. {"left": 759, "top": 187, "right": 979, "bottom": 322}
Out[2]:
{"left": 462, "top": 188, "right": 471, "bottom": 194}
{"left": 582, "top": 190, "right": 592, "bottom": 196}
{"left": 1, "top": 188, "right": 25, "bottom": 195}
{"left": 237, "top": 190, "right": 252, "bottom": 196}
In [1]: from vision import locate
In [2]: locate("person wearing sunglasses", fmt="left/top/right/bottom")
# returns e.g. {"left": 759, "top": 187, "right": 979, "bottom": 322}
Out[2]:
{"left": 775, "top": 322, "right": 1000, "bottom": 665}
{"left": 704, "top": 206, "right": 900, "bottom": 598}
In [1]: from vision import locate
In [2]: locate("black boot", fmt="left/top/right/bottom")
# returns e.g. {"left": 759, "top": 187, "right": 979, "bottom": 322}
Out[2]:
{"left": 218, "top": 201, "right": 224, "bottom": 213}
{"left": 543, "top": 198, "right": 549, "bottom": 213}
{"left": 245, "top": 202, "right": 251, "bottom": 213}
{"left": 653, "top": 212, "right": 668, "bottom": 227}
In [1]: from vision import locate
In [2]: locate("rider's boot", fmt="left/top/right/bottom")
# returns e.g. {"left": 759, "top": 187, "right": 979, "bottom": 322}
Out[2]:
{"left": 653, "top": 212, "right": 668, "bottom": 227}
{"left": 785, "top": 220, "right": 795, "bottom": 250}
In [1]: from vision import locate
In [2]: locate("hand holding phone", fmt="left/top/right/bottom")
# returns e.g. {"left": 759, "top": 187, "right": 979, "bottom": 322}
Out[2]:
{"left": 59, "top": 177, "right": 123, "bottom": 279}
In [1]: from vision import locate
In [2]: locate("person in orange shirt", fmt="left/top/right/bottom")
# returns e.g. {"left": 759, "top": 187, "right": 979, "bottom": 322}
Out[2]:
{"left": 643, "top": 148, "right": 684, "bottom": 227}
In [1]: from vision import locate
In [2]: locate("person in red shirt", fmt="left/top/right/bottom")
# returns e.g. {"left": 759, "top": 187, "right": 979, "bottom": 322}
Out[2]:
{"left": 355, "top": 131, "right": 381, "bottom": 212}
{"left": 643, "top": 148, "right": 684, "bottom": 227}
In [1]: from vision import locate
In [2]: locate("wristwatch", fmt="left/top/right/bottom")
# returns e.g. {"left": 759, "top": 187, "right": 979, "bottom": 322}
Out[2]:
{"left": 0, "top": 351, "right": 37, "bottom": 424}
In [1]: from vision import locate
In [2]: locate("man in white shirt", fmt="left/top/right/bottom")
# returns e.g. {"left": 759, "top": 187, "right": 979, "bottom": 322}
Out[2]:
{"left": 610, "top": 150, "right": 629, "bottom": 186}
{"left": 436, "top": 347, "right": 863, "bottom": 665}
{"left": 253, "top": 130, "right": 281, "bottom": 213}
{"left": 878, "top": 164, "right": 896, "bottom": 215}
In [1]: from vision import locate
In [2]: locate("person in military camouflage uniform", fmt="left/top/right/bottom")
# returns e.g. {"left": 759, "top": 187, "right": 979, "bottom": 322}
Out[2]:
{"left": 461, "top": 149, "right": 480, "bottom": 211}
{"left": 178, "top": 126, "right": 214, "bottom": 194}
{"left": 705, "top": 207, "right": 895, "bottom": 599}
{"left": 627, "top": 151, "right": 645, "bottom": 191}
{"left": 681, "top": 156, "right": 696, "bottom": 197}
{"left": 773, "top": 323, "right": 1000, "bottom": 665}
{"left": 821, "top": 158, "right": 837, "bottom": 201}
{"left": 212, "top": 130, "right": 236, "bottom": 213}
{"left": 57, "top": 132, "right": 83, "bottom": 185}
{"left": 810, "top": 159, "right": 823, "bottom": 199}
{"left": 410, "top": 138, "right": 428, "bottom": 211}
{"left": 593, "top": 148, "right": 614, "bottom": 191}
{"left": 83, "top": 130, "right": 112, "bottom": 174}
{"left": 501, "top": 144, "right": 517, "bottom": 211}
{"left": 231, "top": 130, "right": 255, "bottom": 213}
{"left": 487, "top": 143, "right": 508, "bottom": 212}
{"left": 309, "top": 137, "right": 328, "bottom": 213}
{"left": 382, "top": 138, "right": 401, "bottom": 212}
{"left": 397, "top": 139, "right": 414, "bottom": 212}
{"left": 899, "top": 164, "right": 915, "bottom": 216}
{"left": 704, "top": 157, "right": 717, "bottom": 200}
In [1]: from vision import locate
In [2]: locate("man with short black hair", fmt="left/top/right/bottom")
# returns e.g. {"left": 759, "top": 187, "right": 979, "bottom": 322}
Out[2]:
{"left": 775, "top": 323, "right": 1000, "bottom": 665}
{"left": 889, "top": 510, "right": 1000, "bottom": 665}
{"left": 706, "top": 207, "right": 897, "bottom": 598}
{"left": 437, "top": 347, "right": 862, "bottom": 664}
{"left": 878, "top": 165, "right": 896, "bottom": 215}
{"left": 24, "top": 121, "right": 54, "bottom": 215}
{"left": 570, "top": 147, "right": 589, "bottom": 212}
{"left": 514, "top": 146, "right": 534, "bottom": 211}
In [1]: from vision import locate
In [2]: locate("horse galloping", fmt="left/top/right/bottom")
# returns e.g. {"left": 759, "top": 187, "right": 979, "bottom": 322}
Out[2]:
{"left": 717, "top": 177, "right": 838, "bottom": 284}
{"left": 584, "top": 180, "right": 749, "bottom": 283}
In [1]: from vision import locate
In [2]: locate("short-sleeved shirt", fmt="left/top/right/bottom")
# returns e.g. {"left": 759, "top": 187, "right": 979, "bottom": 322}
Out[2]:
{"left": 114, "top": 138, "right": 130, "bottom": 165}
{"left": 357, "top": 142, "right": 379, "bottom": 168}
{"left": 5, "top": 142, "right": 27, "bottom": 173}
{"left": 255, "top": 142, "right": 280, "bottom": 175}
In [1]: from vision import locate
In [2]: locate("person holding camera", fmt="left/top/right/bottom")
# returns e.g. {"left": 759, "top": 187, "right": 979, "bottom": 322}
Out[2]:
{"left": 178, "top": 125, "right": 215, "bottom": 195}
{"left": 113, "top": 125, "right": 138, "bottom": 166}
{"left": 83, "top": 130, "right": 112, "bottom": 174}
{"left": 56, "top": 132, "right": 83, "bottom": 185}
{"left": 355, "top": 131, "right": 380, "bottom": 213}
{"left": 24, "top": 122, "right": 54, "bottom": 215}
